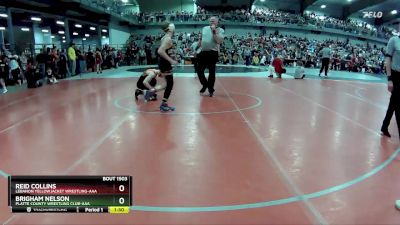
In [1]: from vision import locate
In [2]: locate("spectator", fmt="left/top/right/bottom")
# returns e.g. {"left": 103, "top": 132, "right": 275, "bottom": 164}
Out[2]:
{"left": 260, "top": 54, "right": 267, "bottom": 66}
{"left": 46, "top": 67, "right": 58, "bottom": 84}
{"left": 20, "top": 53, "right": 28, "bottom": 72}
{"left": 67, "top": 42, "right": 77, "bottom": 76}
{"left": 270, "top": 55, "right": 285, "bottom": 78}
{"left": 105, "top": 51, "right": 114, "bottom": 69}
{"left": 58, "top": 49, "right": 68, "bottom": 79}
{"left": 0, "top": 55, "right": 8, "bottom": 93}
{"left": 294, "top": 60, "right": 306, "bottom": 79}
{"left": 25, "top": 58, "right": 41, "bottom": 88}
{"left": 243, "top": 47, "right": 251, "bottom": 66}
{"left": 86, "top": 50, "right": 95, "bottom": 72}
{"left": 125, "top": 45, "right": 132, "bottom": 66}
{"left": 50, "top": 47, "right": 58, "bottom": 76}
{"left": 190, "top": 36, "right": 202, "bottom": 74}
{"left": 36, "top": 48, "right": 47, "bottom": 82}
{"left": 139, "top": 48, "right": 146, "bottom": 65}
{"left": 132, "top": 42, "right": 139, "bottom": 64}
{"left": 95, "top": 49, "right": 103, "bottom": 74}
{"left": 116, "top": 50, "right": 123, "bottom": 67}
{"left": 77, "top": 50, "right": 86, "bottom": 75}
{"left": 252, "top": 52, "right": 260, "bottom": 65}
{"left": 75, "top": 50, "right": 82, "bottom": 75}
{"left": 9, "top": 54, "right": 22, "bottom": 85}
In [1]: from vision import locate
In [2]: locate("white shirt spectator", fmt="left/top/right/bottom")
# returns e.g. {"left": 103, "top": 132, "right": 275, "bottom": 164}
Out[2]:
{"left": 294, "top": 66, "right": 305, "bottom": 79}
{"left": 260, "top": 55, "right": 267, "bottom": 65}
{"left": 191, "top": 41, "right": 202, "bottom": 55}
{"left": 10, "top": 56, "right": 19, "bottom": 70}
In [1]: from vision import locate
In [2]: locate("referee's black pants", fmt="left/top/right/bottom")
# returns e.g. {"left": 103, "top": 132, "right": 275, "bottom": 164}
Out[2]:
{"left": 197, "top": 50, "right": 219, "bottom": 94}
{"left": 381, "top": 70, "right": 400, "bottom": 137}
{"left": 319, "top": 58, "right": 330, "bottom": 76}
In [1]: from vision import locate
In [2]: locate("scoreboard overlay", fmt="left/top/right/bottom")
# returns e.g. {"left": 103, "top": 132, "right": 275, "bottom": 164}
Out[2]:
{"left": 8, "top": 176, "right": 132, "bottom": 214}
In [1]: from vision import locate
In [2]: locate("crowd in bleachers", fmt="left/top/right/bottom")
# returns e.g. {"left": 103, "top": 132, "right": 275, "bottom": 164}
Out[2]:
{"left": 0, "top": 28, "right": 387, "bottom": 93}
{"left": 87, "top": 0, "right": 396, "bottom": 40}
{"left": 222, "top": 32, "right": 385, "bottom": 73}
{"left": 0, "top": 43, "right": 126, "bottom": 91}
{"left": 303, "top": 12, "right": 393, "bottom": 40}
{"left": 127, "top": 7, "right": 305, "bottom": 25}
{"left": 87, "top": 0, "right": 396, "bottom": 39}
{"left": 123, "top": 31, "right": 386, "bottom": 74}
{"left": 113, "top": 5, "right": 396, "bottom": 40}
{"left": 0, "top": 12, "right": 391, "bottom": 94}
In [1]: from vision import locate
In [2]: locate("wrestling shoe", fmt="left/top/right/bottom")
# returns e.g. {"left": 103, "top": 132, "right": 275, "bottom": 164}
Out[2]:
{"left": 160, "top": 102, "right": 175, "bottom": 112}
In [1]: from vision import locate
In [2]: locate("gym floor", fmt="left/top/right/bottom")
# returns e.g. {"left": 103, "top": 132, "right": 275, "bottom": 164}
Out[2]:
{"left": 0, "top": 65, "right": 399, "bottom": 225}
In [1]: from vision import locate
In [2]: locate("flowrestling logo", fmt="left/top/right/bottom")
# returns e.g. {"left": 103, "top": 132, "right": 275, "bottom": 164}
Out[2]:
{"left": 362, "top": 11, "right": 383, "bottom": 18}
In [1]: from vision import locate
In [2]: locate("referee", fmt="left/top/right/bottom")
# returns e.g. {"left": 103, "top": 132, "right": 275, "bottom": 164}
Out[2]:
{"left": 197, "top": 16, "right": 224, "bottom": 97}
{"left": 381, "top": 34, "right": 400, "bottom": 138}
{"left": 318, "top": 43, "right": 331, "bottom": 77}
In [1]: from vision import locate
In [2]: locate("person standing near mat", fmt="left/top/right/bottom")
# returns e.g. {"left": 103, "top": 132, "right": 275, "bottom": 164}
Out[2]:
{"left": 191, "top": 35, "right": 202, "bottom": 76}
{"left": 0, "top": 55, "right": 8, "bottom": 94}
{"left": 318, "top": 43, "right": 331, "bottom": 77}
{"left": 145, "top": 22, "right": 177, "bottom": 111}
{"left": 197, "top": 16, "right": 224, "bottom": 97}
{"left": 380, "top": 33, "right": 400, "bottom": 138}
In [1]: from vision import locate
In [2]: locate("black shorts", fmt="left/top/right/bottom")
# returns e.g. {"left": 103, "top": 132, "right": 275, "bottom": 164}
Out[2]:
{"left": 136, "top": 75, "right": 157, "bottom": 90}
{"left": 11, "top": 68, "right": 20, "bottom": 80}
{"left": 158, "top": 58, "right": 172, "bottom": 73}
{"left": 0, "top": 63, "right": 7, "bottom": 80}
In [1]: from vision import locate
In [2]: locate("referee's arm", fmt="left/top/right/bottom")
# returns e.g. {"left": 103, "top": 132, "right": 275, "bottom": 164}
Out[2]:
{"left": 385, "top": 37, "right": 395, "bottom": 92}
{"left": 213, "top": 28, "right": 224, "bottom": 44}
{"left": 386, "top": 56, "right": 392, "bottom": 76}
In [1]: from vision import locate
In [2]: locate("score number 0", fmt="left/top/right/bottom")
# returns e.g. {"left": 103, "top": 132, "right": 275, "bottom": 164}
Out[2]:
{"left": 118, "top": 185, "right": 125, "bottom": 205}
